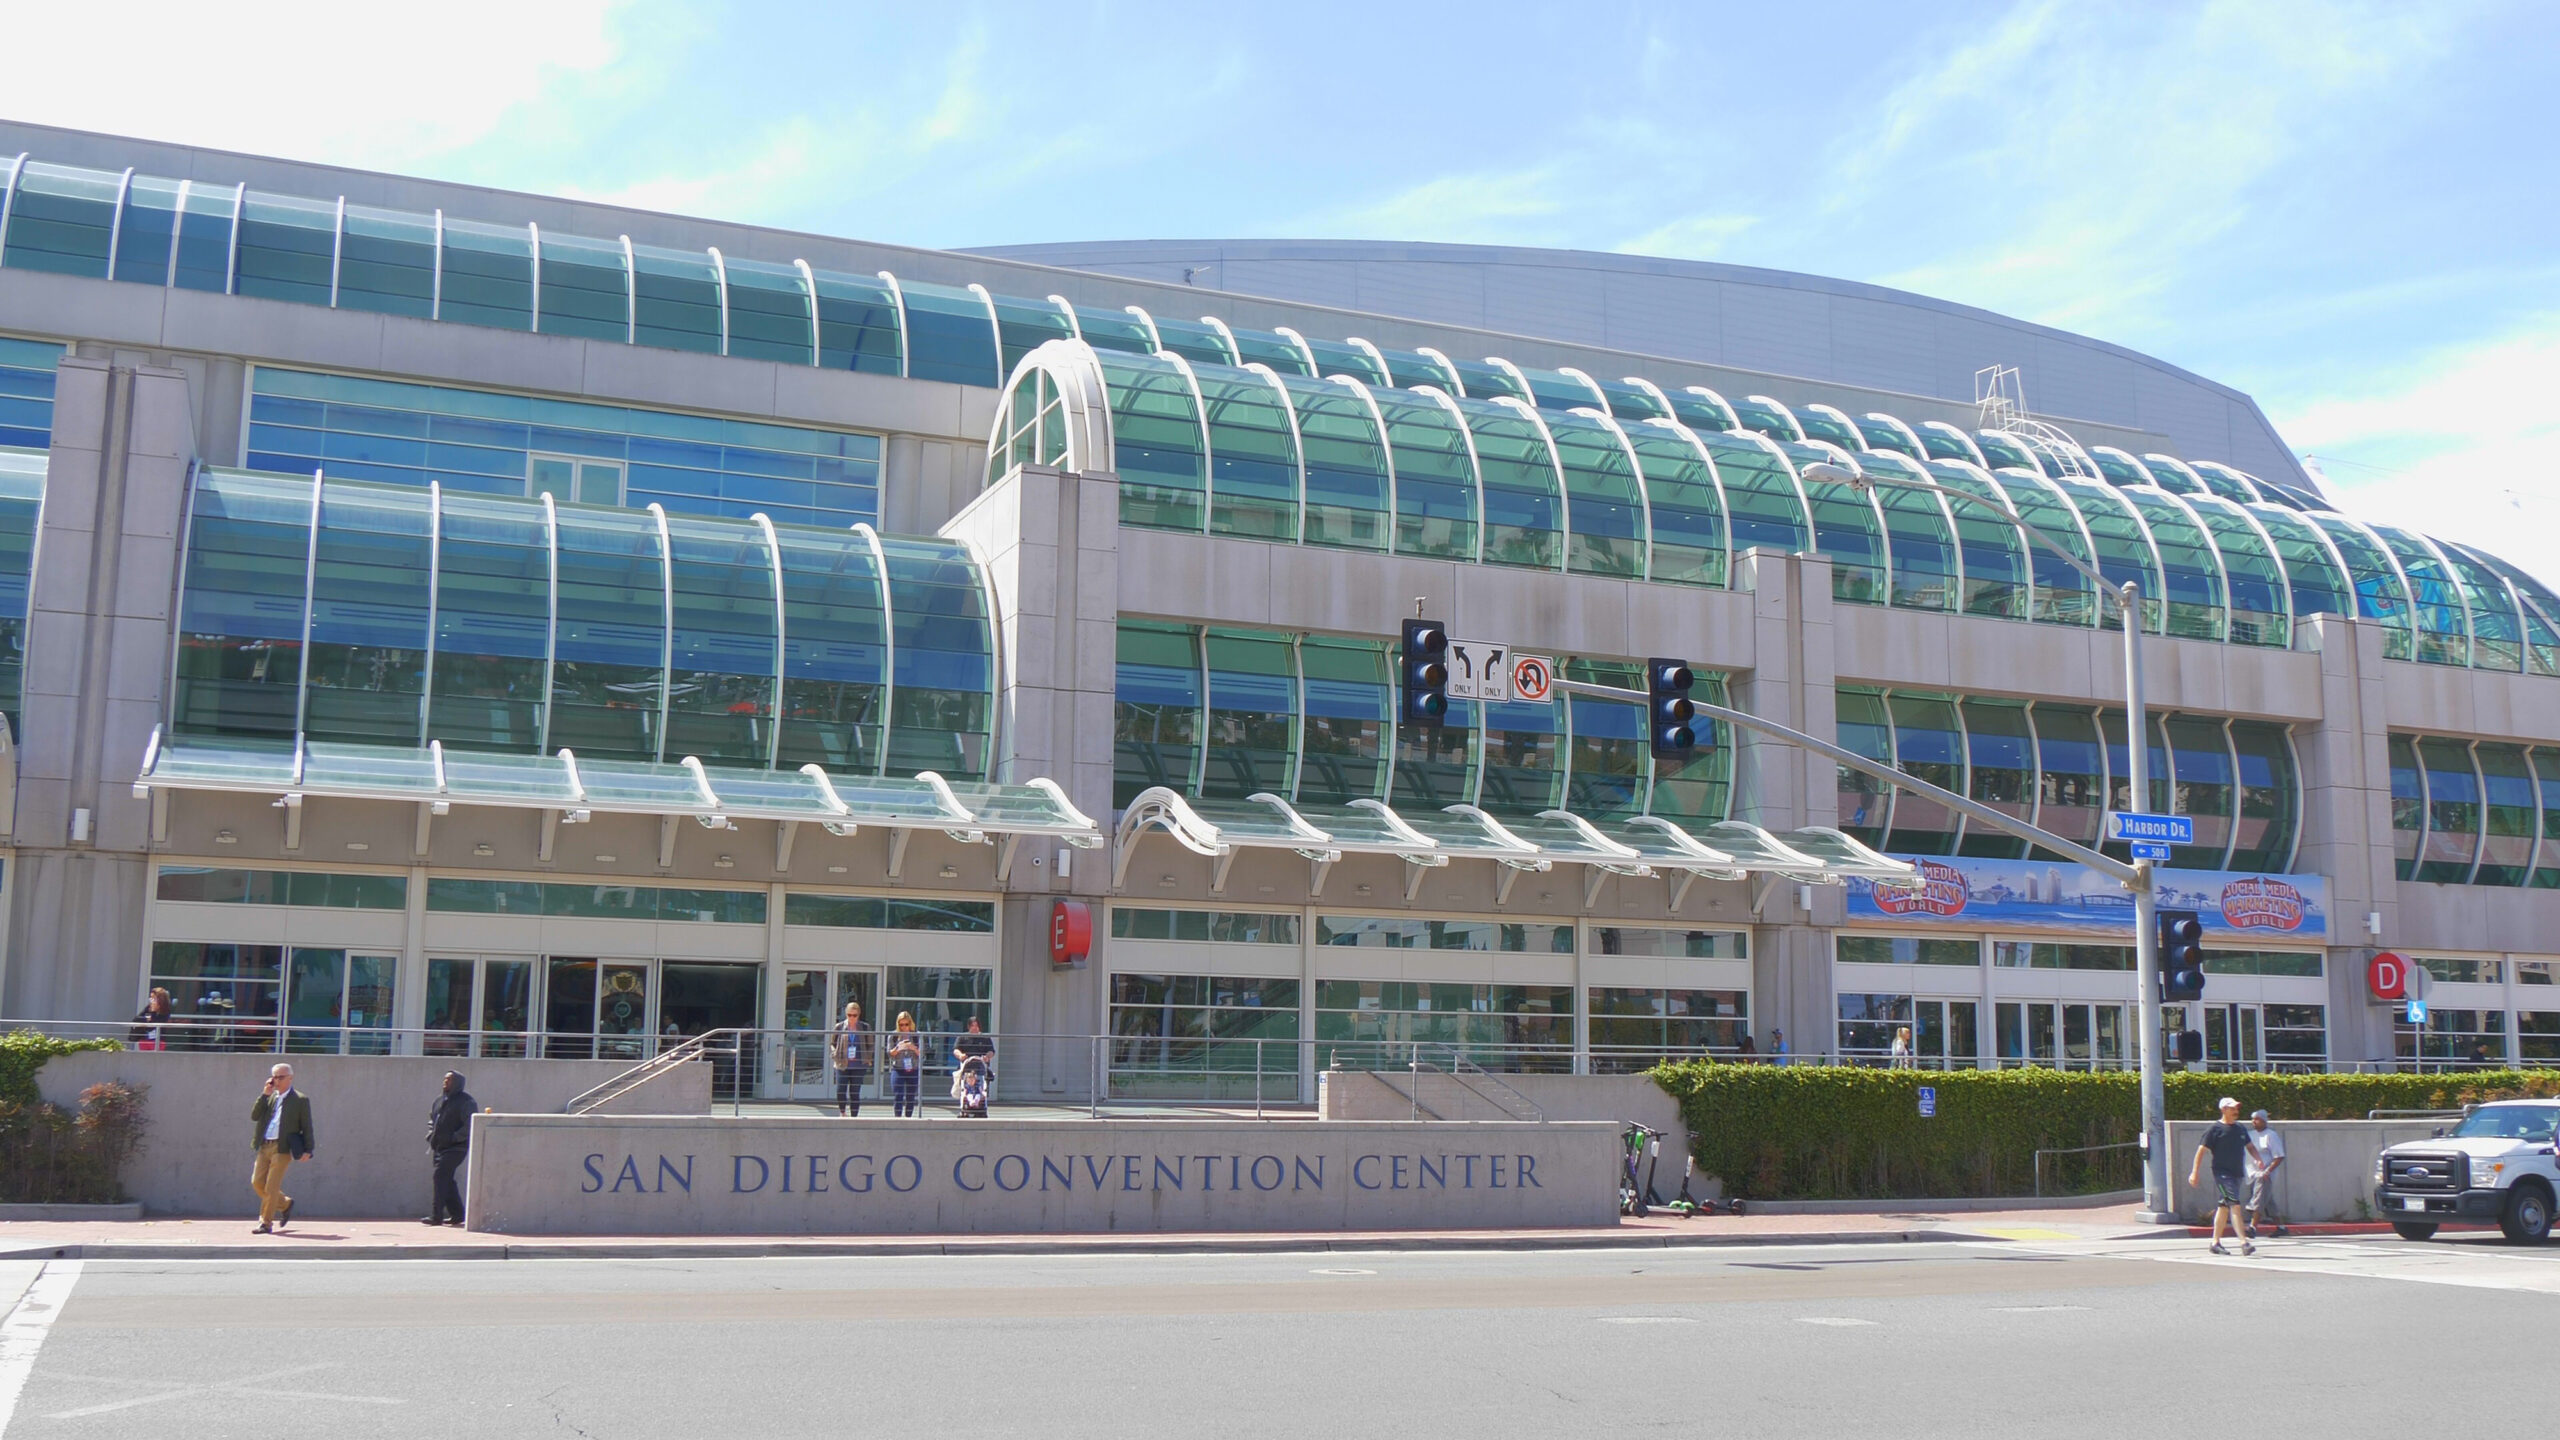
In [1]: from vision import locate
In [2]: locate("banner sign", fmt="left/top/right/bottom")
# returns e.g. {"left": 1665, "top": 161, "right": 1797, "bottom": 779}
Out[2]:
{"left": 1846, "top": 855, "right": 2327, "bottom": 944}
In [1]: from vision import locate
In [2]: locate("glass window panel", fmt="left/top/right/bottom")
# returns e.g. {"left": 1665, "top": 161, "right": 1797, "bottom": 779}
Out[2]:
{"left": 1543, "top": 410, "right": 1644, "bottom": 578}
{"left": 2307, "top": 514, "right": 2415, "bottom": 659}
{"left": 2182, "top": 494, "right": 2287, "bottom": 646}
{"left": 2389, "top": 734, "right": 2425, "bottom": 882}
{"left": 1444, "top": 356, "right": 1519, "bottom": 402}
{"left": 112, "top": 174, "right": 181, "bottom": 285}
{"left": 1071, "top": 305, "right": 1156, "bottom": 356}
{"left": 2136, "top": 455, "right": 2211, "bottom": 497}
{"left": 173, "top": 470, "right": 312, "bottom": 741}
{"left": 1974, "top": 432, "right": 2039, "bottom": 472}
{"left": 1564, "top": 668, "right": 1645, "bottom": 820}
{"left": 1275, "top": 374, "right": 1388, "bottom": 551}
{"left": 1477, "top": 694, "right": 1562, "bottom": 816}
{"left": 1371, "top": 386, "right": 1477, "bottom": 559}
{"left": 722, "top": 256, "right": 814, "bottom": 365}
{"left": 1455, "top": 397, "right": 1563, "bottom": 570}
{"left": 1733, "top": 396, "right": 1802, "bottom": 442}
{"left": 1958, "top": 698, "right": 2033, "bottom": 858}
{"left": 548, "top": 504, "right": 666, "bottom": 761}
{"left": 2186, "top": 462, "right": 2260, "bottom": 504}
{"left": 2, "top": 162, "right": 119, "bottom": 277}
{"left": 1297, "top": 636, "right": 1390, "bottom": 806}
{"left": 1624, "top": 424, "right": 1725, "bottom": 587}
{"left": 2228, "top": 721, "right": 2299, "bottom": 874}
{"left": 536, "top": 231, "right": 630, "bottom": 342}
{"left": 1393, "top": 695, "right": 1477, "bottom": 811}
{"left": 2475, "top": 743, "right": 2536, "bottom": 888}
{"left": 987, "top": 292, "right": 1074, "bottom": 375}
{"left": 170, "top": 180, "right": 239, "bottom": 295}
{"left": 1837, "top": 935, "right": 1979, "bottom": 965}
{"left": 1146, "top": 315, "right": 1235, "bottom": 368}
{"left": 0, "top": 452, "right": 47, "bottom": 730}
{"left": 1985, "top": 471, "right": 2097, "bottom": 626}
{"left": 2164, "top": 716, "right": 2235, "bottom": 868}
{"left": 1835, "top": 687, "right": 1893, "bottom": 847}
{"left": 1197, "top": 365, "right": 1299, "bottom": 541}
{"left": 807, "top": 269, "right": 902, "bottom": 374}
{"left": 1099, "top": 351, "right": 1206, "bottom": 532}
{"left": 2248, "top": 504, "right": 2353, "bottom": 627}
{"left": 2098, "top": 711, "right": 2173, "bottom": 863}
{"left": 1854, "top": 414, "right": 1926, "bottom": 460}
{"left": 335, "top": 203, "right": 436, "bottom": 319}
{"left": 1787, "top": 443, "right": 1885, "bottom": 604}
{"left": 2029, "top": 704, "right": 2104, "bottom": 856}
{"left": 1924, "top": 461, "right": 2030, "bottom": 619}
{"left": 2416, "top": 737, "right": 2481, "bottom": 884}
{"left": 2454, "top": 543, "right": 2560, "bottom": 676}
{"left": 1201, "top": 630, "right": 1296, "bottom": 800}
{"left": 629, "top": 243, "right": 722, "bottom": 355}
{"left": 437, "top": 217, "right": 535, "bottom": 331}
{"left": 1694, "top": 431, "right": 1808, "bottom": 556}
{"left": 772, "top": 527, "right": 885, "bottom": 773}
{"left": 1914, "top": 422, "right": 1984, "bottom": 465}
{"left": 1666, "top": 387, "right": 1738, "bottom": 434}
{"left": 1224, "top": 326, "right": 1311, "bottom": 377}
{"left": 879, "top": 537, "right": 994, "bottom": 781}
{"left": 662, "top": 511, "right": 777, "bottom": 763}
{"left": 1115, "top": 621, "right": 1201, "bottom": 805}
{"left": 2369, "top": 524, "right": 2470, "bottom": 666}
{"left": 2056, "top": 477, "right": 2174, "bottom": 635}
{"left": 896, "top": 279, "right": 1000, "bottom": 385}
{"left": 1302, "top": 336, "right": 1386, "bottom": 386}
{"left": 2432, "top": 542, "right": 2525, "bottom": 672}
{"left": 1865, "top": 453, "right": 1958, "bottom": 611}
{"left": 427, "top": 489, "right": 549, "bottom": 751}
{"left": 1884, "top": 692, "right": 1964, "bottom": 854}
{"left": 304, "top": 480, "right": 432, "bottom": 746}
{"left": 233, "top": 191, "right": 339, "bottom": 306}
{"left": 1795, "top": 405, "right": 1862, "bottom": 449}
{"left": 1649, "top": 671, "right": 1732, "bottom": 822}
{"left": 1595, "top": 377, "right": 1668, "bottom": 421}
{"left": 2533, "top": 748, "right": 2560, "bottom": 890}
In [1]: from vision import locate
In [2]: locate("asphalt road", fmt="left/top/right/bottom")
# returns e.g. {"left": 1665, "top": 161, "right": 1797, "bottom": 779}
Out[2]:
{"left": 3, "top": 1232, "right": 2554, "bottom": 1439}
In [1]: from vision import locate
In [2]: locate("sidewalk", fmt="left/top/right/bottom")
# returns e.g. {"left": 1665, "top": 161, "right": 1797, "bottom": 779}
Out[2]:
{"left": 0, "top": 1204, "right": 2175, "bottom": 1262}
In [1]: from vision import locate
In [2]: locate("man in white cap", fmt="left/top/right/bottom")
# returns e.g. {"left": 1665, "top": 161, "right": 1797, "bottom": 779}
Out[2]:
{"left": 2246, "top": 1108, "right": 2287, "bottom": 1239}
{"left": 2187, "top": 1096, "right": 2255, "bottom": 1255}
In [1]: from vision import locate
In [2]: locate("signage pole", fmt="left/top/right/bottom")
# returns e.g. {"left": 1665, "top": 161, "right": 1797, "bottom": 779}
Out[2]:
{"left": 2124, "top": 579, "right": 2170, "bottom": 1222}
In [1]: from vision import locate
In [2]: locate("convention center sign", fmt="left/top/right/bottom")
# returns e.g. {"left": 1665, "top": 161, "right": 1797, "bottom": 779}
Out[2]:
{"left": 465, "top": 1114, "right": 1620, "bottom": 1235}
{"left": 1844, "top": 856, "right": 2328, "bottom": 943}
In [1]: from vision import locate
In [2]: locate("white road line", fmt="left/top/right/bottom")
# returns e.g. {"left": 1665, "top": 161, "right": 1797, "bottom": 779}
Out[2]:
{"left": 0, "top": 1259, "right": 82, "bottom": 1435}
{"left": 1796, "top": 1317, "right": 1878, "bottom": 1327}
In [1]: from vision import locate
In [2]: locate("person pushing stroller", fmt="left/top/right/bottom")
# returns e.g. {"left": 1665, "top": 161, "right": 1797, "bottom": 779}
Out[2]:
{"left": 951, "top": 1017, "right": 994, "bottom": 1118}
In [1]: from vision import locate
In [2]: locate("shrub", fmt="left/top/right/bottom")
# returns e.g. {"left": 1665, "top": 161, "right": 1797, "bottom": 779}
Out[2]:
{"left": 1652, "top": 1063, "right": 2560, "bottom": 1201}
{"left": 0, "top": 1080, "right": 150, "bottom": 1204}
{"left": 0, "top": 1029, "right": 119, "bottom": 1108}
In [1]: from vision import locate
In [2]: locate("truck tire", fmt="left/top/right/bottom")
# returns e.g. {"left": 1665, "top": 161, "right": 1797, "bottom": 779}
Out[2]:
{"left": 2391, "top": 1221, "right": 2438, "bottom": 1241}
{"left": 2499, "top": 1182, "right": 2553, "bottom": 1245}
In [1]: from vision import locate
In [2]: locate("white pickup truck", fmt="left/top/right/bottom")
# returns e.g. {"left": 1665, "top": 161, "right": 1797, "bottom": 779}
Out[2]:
{"left": 2373, "top": 1099, "right": 2559, "bottom": 1243}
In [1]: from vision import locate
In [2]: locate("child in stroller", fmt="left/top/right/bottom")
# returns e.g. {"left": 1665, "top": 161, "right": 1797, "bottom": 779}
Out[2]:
{"left": 952, "top": 1054, "right": 991, "bottom": 1118}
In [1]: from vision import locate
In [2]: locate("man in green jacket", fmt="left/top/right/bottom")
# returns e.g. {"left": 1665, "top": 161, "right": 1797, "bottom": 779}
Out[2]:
{"left": 250, "top": 1063, "right": 315, "bottom": 1234}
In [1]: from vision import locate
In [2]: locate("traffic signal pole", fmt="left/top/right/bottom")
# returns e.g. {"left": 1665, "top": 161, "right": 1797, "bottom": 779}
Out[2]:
{"left": 2123, "top": 579, "right": 2172, "bottom": 1222}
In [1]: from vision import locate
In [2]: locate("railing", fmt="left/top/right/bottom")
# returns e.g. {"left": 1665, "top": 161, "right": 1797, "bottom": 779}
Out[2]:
{"left": 1405, "top": 1045, "right": 1544, "bottom": 1122}
{"left": 565, "top": 1029, "right": 723, "bottom": 1114}
{"left": 2032, "top": 1140, "right": 2142, "bottom": 1198}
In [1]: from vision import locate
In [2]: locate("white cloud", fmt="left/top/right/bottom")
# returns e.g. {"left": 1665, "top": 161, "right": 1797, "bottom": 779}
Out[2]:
{"left": 2272, "top": 314, "right": 2560, "bottom": 585}
{"left": 1298, "top": 166, "right": 1571, "bottom": 244}
{"left": 4, "top": 1, "right": 625, "bottom": 170}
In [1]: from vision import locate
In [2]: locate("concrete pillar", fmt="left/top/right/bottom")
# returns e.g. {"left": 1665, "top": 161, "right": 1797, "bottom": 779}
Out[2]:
{"left": 4, "top": 358, "right": 195, "bottom": 1019}
{"left": 2294, "top": 614, "right": 2398, "bottom": 1067}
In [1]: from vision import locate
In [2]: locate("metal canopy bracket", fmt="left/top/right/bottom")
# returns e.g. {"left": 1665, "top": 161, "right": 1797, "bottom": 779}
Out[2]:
{"left": 776, "top": 820, "right": 799, "bottom": 873}
{"left": 540, "top": 808, "right": 560, "bottom": 863}
{"left": 278, "top": 792, "right": 303, "bottom": 852}
{"left": 886, "top": 827, "right": 914, "bottom": 880}
{"left": 1667, "top": 870, "right": 1698, "bottom": 912}
{"left": 413, "top": 801, "right": 433, "bottom": 858}
{"left": 658, "top": 814, "right": 679, "bottom": 869}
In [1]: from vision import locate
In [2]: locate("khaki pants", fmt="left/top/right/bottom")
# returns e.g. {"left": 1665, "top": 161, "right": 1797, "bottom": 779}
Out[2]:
{"left": 251, "top": 1142, "right": 294, "bottom": 1224}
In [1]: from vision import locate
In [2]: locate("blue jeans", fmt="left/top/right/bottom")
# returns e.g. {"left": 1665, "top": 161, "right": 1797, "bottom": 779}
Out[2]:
{"left": 891, "top": 1068, "right": 920, "bottom": 1117}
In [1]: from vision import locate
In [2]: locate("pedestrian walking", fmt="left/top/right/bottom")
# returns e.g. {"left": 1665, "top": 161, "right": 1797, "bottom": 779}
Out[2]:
{"left": 129, "top": 987, "right": 172, "bottom": 1049}
{"left": 424, "top": 1071, "right": 477, "bottom": 1227}
{"left": 2187, "top": 1096, "right": 2254, "bottom": 1255}
{"left": 887, "top": 1011, "right": 923, "bottom": 1117}
{"left": 1890, "top": 1026, "right": 1914, "bottom": 1068}
{"left": 2246, "top": 1108, "right": 2287, "bottom": 1239}
{"left": 830, "top": 1000, "right": 869, "bottom": 1117}
{"left": 249, "top": 1063, "right": 314, "bottom": 1234}
{"left": 951, "top": 1016, "right": 994, "bottom": 1116}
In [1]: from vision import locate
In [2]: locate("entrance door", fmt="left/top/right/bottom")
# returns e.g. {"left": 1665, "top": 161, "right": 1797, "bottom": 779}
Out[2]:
{"left": 2204, "top": 1003, "right": 2262, "bottom": 1072}
{"left": 425, "top": 956, "right": 535, "bottom": 1058}
{"left": 660, "top": 961, "right": 764, "bottom": 1100}
{"left": 542, "top": 957, "right": 652, "bottom": 1060}
{"left": 1910, "top": 999, "right": 1979, "bottom": 1069}
{"left": 783, "top": 968, "right": 882, "bottom": 1100}
{"left": 1997, "top": 1000, "right": 2061, "bottom": 1066}
{"left": 284, "top": 949, "right": 397, "bottom": 1055}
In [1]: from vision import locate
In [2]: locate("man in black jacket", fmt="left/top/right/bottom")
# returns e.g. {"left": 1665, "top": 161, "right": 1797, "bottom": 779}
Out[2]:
{"left": 425, "top": 1071, "right": 478, "bottom": 1227}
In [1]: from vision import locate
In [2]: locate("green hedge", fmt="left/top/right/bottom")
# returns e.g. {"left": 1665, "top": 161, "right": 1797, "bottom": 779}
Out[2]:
{"left": 1651, "top": 1063, "right": 2560, "bottom": 1201}
{"left": 0, "top": 1030, "right": 120, "bottom": 1108}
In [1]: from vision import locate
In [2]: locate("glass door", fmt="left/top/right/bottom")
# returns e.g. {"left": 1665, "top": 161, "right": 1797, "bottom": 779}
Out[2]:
{"left": 285, "top": 949, "right": 397, "bottom": 1055}
{"left": 597, "top": 962, "right": 651, "bottom": 1061}
{"left": 2204, "top": 1003, "right": 2261, "bottom": 1071}
{"left": 1996, "top": 1000, "right": 2061, "bottom": 1067}
{"left": 782, "top": 968, "right": 882, "bottom": 1100}
{"left": 427, "top": 956, "right": 536, "bottom": 1058}
{"left": 1911, "top": 999, "right": 1978, "bottom": 1069}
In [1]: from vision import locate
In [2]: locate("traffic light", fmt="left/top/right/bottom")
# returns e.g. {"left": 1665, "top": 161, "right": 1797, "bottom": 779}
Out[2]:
{"left": 1647, "top": 657, "right": 1697, "bottom": 761}
{"left": 2158, "top": 908, "right": 2207, "bottom": 1003}
{"left": 2172, "top": 1030, "right": 2205, "bottom": 1064}
{"left": 1399, "top": 619, "right": 1450, "bottom": 726}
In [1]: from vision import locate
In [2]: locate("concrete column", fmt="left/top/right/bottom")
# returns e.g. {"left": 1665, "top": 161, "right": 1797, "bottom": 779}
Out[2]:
{"left": 4, "top": 358, "right": 195, "bottom": 1020}
{"left": 2295, "top": 613, "right": 2398, "bottom": 1067}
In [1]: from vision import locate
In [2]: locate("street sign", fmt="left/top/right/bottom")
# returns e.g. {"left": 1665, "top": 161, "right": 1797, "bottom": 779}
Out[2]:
{"left": 2406, "top": 997, "right": 2430, "bottom": 1025}
{"left": 2129, "top": 841, "right": 2172, "bottom": 861}
{"left": 1509, "top": 652, "right": 1554, "bottom": 703}
{"left": 2105, "top": 811, "right": 2194, "bottom": 846}
{"left": 1917, "top": 1086, "right": 1937, "bottom": 1118}
{"left": 2368, "top": 951, "right": 2408, "bottom": 1002}
{"left": 1447, "top": 639, "right": 1509, "bottom": 703}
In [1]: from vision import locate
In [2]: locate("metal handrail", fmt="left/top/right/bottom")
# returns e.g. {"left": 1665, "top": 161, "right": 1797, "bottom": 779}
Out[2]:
{"left": 565, "top": 1028, "right": 728, "bottom": 1114}
{"left": 1410, "top": 1044, "right": 1545, "bottom": 1122}
{"left": 2032, "top": 1140, "right": 2141, "bottom": 1197}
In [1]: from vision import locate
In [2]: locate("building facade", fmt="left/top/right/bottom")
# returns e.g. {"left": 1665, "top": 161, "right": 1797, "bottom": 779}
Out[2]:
{"left": 1, "top": 121, "right": 2554, "bottom": 1103}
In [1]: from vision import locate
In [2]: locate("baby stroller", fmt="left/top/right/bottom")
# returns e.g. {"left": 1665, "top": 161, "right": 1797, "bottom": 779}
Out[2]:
{"left": 952, "top": 1055, "right": 991, "bottom": 1118}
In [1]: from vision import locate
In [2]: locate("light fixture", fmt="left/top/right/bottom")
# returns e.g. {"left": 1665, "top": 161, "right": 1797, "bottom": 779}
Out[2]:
{"left": 2367, "top": 911, "right": 2384, "bottom": 938}
{"left": 472, "top": 842, "right": 494, "bottom": 857}
{"left": 1258, "top": 885, "right": 1275, "bottom": 894}
{"left": 938, "top": 864, "right": 960, "bottom": 879}
{"left": 345, "top": 842, "right": 369, "bottom": 852}
{"left": 714, "top": 854, "right": 736, "bottom": 869}
{"left": 1356, "top": 883, "right": 1372, "bottom": 895}
{"left": 1157, "top": 874, "right": 1177, "bottom": 887}
{"left": 214, "top": 830, "right": 238, "bottom": 845}
{"left": 826, "top": 865, "right": 847, "bottom": 874}
{"left": 595, "top": 853, "right": 618, "bottom": 864}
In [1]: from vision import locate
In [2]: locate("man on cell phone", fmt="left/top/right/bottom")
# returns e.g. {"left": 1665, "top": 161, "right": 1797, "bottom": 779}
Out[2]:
{"left": 250, "top": 1064, "right": 315, "bottom": 1234}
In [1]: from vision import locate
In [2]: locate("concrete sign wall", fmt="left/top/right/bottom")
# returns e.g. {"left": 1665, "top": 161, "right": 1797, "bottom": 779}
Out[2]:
{"left": 466, "top": 1116, "right": 1619, "bottom": 1235}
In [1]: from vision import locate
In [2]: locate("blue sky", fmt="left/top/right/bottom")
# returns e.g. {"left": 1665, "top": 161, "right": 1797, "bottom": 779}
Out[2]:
{"left": 13, "top": 0, "right": 2558, "bottom": 573}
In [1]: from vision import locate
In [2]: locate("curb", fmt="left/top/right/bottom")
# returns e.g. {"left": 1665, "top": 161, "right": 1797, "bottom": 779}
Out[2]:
{"left": 0, "top": 1227, "right": 1998, "bottom": 1262}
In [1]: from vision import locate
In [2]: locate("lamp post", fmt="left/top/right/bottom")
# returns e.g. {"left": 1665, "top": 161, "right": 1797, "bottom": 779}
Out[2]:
{"left": 1802, "top": 460, "right": 2173, "bottom": 1223}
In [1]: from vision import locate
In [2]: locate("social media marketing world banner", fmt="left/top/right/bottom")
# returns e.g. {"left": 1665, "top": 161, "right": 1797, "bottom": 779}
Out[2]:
{"left": 1844, "top": 856, "right": 2328, "bottom": 944}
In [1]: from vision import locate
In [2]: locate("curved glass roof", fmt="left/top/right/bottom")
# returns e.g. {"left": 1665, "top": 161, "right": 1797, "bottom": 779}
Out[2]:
{"left": 5, "top": 151, "right": 2543, "bottom": 676}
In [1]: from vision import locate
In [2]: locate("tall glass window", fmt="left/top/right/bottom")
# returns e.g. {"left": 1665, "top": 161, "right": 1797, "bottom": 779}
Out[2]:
{"left": 879, "top": 538, "right": 993, "bottom": 780}
{"left": 2474, "top": 743, "right": 2536, "bottom": 888}
{"left": 897, "top": 279, "right": 1000, "bottom": 387}
{"left": 2388, "top": 734, "right": 2425, "bottom": 882}
{"left": 1372, "top": 386, "right": 1477, "bottom": 559}
{"left": 2099, "top": 713, "right": 2173, "bottom": 860}
{"left": 535, "top": 231, "right": 631, "bottom": 342}
{"left": 2183, "top": 495, "right": 2287, "bottom": 646}
{"left": 112, "top": 175, "right": 182, "bottom": 286}
{"left": 1789, "top": 444, "right": 1886, "bottom": 604}
{"left": 2164, "top": 716, "right": 2235, "bottom": 869}
{"left": 2, "top": 162, "right": 119, "bottom": 277}
{"left": 304, "top": 482, "right": 432, "bottom": 746}
{"left": 1693, "top": 432, "right": 1807, "bottom": 558}
{"left": 172, "top": 471, "right": 312, "bottom": 742}
{"left": 1197, "top": 364, "right": 1299, "bottom": 541}
{"left": 2533, "top": 748, "right": 2560, "bottom": 890}
{"left": 1835, "top": 687, "right": 1894, "bottom": 847}
{"left": 1114, "top": 621, "right": 1201, "bottom": 806}
{"left": 2057, "top": 478, "right": 2173, "bottom": 635}
{"left": 1268, "top": 374, "right": 1387, "bottom": 551}
{"left": 546, "top": 505, "right": 666, "bottom": 761}
{"left": 1201, "top": 630, "right": 1296, "bottom": 800}
{"left": 1542, "top": 409, "right": 1644, "bottom": 578}
{"left": 0, "top": 337, "right": 64, "bottom": 450}
{"left": 986, "top": 292, "right": 1073, "bottom": 375}
{"left": 2435, "top": 543, "right": 2525, "bottom": 672}
{"left": 1928, "top": 462, "right": 2029, "bottom": 620}
{"left": 810, "top": 269, "right": 903, "bottom": 374}
{"left": 1099, "top": 352, "right": 1207, "bottom": 533}
{"left": 1884, "top": 692, "right": 1965, "bottom": 853}
{"left": 2029, "top": 705, "right": 2105, "bottom": 856}
{"left": 2248, "top": 505, "right": 2353, "bottom": 627}
{"left": 427, "top": 490, "right": 548, "bottom": 750}
{"left": 2309, "top": 514, "right": 2416, "bottom": 661}
{"left": 1623, "top": 424, "right": 1726, "bottom": 587}
{"left": 772, "top": 528, "right": 885, "bottom": 773}
{"left": 1958, "top": 698, "right": 2034, "bottom": 858}
{"left": 2228, "top": 721, "right": 2299, "bottom": 873}
{"left": 1457, "top": 397, "right": 1564, "bottom": 570}
{"left": 2370, "top": 524, "right": 2470, "bottom": 667}
{"left": 1987, "top": 471, "right": 2098, "bottom": 626}
{"left": 1392, "top": 697, "right": 1477, "bottom": 810}
{"left": 629, "top": 244, "right": 723, "bottom": 355}
{"left": 0, "top": 453, "right": 43, "bottom": 735}
{"left": 1297, "top": 637, "right": 1390, "bottom": 805}
{"left": 437, "top": 218, "right": 535, "bottom": 331}
{"left": 232, "top": 192, "right": 337, "bottom": 307}
{"left": 1478, "top": 696, "right": 1562, "bottom": 815}
{"left": 1565, "top": 661, "right": 1646, "bottom": 820}
{"left": 335, "top": 204, "right": 437, "bottom": 319}
{"left": 2415, "top": 737, "right": 2481, "bottom": 884}
{"left": 721, "top": 256, "right": 814, "bottom": 365}
{"left": 1865, "top": 455, "right": 1958, "bottom": 611}
{"left": 661, "top": 511, "right": 778, "bottom": 764}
